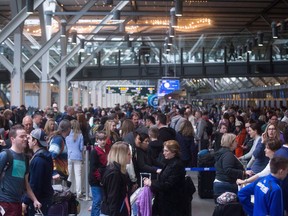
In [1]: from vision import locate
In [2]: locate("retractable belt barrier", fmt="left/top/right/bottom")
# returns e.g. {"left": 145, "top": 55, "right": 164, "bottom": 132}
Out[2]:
{"left": 185, "top": 167, "right": 216, "bottom": 171}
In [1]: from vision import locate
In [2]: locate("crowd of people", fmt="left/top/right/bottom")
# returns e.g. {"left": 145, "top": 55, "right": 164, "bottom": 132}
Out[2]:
{"left": 0, "top": 101, "right": 287, "bottom": 215}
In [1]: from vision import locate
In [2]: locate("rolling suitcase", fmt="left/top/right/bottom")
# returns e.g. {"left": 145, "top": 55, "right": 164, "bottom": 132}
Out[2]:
{"left": 197, "top": 150, "right": 215, "bottom": 199}
{"left": 212, "top": 202, "right": 246, "bottom": 216}
{"left": 47, "top": 201, "right": 68, "bottom": 216}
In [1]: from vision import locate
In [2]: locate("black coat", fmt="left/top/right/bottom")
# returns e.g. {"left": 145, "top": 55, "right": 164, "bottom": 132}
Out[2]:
{"left": 214, "top": 147, "right": 244, "bottom": 183}
{"left": 151, "top": 156, "right": 186, "bottom": 216}
{"left": 101, "top": 162, "right": 130, "bottom": 216}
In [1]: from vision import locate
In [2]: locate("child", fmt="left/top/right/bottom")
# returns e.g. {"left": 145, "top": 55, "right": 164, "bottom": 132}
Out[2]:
{"left": 89, "top": 131, "right": 108, "bottom": 216}
{"left": 147, "top": 126, "right": 163, "bottom": 162}
{"left": 238, "top": 156, "right": 288, "bottom": 216}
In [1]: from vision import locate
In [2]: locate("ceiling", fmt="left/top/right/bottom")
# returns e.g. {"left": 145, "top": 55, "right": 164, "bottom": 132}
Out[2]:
{"left": 0, "top": 0, "right": 288, "bottom": 93}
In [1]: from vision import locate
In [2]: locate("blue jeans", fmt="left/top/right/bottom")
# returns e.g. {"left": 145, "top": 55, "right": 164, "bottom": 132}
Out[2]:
{"left": 213, "top": 181, "right": 238, "bottom": 198}
{"left": 91, "top": 186, "right": 103, "bottom": 216}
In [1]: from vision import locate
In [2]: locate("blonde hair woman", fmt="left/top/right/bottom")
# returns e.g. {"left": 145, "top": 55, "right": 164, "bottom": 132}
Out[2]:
{"left": 44, "top": 119, "right": 57, "bottom": 140}
{"left": 100, "top": 142, "right": 131, "bottom": 216}
{"left": 213, "top": 133, "right": 245, "bottom": 198}
{"left": 104, "top": 119, "right": 120, "bottom": 147}
{"left": 65, "top": 119, "right": 84, "bottom": 198}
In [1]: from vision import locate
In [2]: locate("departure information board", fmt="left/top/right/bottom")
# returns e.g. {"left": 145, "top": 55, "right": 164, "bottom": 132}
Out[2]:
{"left": 106, "top": 86, "right": 156, "bottom": 96}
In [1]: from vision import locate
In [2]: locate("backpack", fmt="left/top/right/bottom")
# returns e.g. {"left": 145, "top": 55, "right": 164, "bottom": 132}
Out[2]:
{"left": 0, "top": 149, "right": 13, "bottom": 180}
{"left": 206, "top": 120, "right": 214, "bottom": 137}
{"left": 184, "top": 175, "right": 196, "bottom": 202}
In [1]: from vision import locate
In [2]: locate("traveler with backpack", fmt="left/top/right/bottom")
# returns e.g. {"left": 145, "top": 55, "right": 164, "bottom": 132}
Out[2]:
{"left": 89, "top": 131, "right": 108, "bottom": 216}
{"left": 0, "top": 125, "right": 41, "bottom": 216}
{"left": 22, "top": 128, "right": 54, "bottom": 215}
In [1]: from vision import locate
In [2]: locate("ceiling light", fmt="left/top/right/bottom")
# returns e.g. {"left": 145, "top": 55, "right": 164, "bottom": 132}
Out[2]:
{"left": 105, "top": 0, "right": 113, "bottom": 6}
{"left": 257, "top": 32, "right": 264, "bottom": 46}
{"left": 60, "top": 20, "right": 67, "bottom": 37}
{"left": 271, "top": 21, "right": 278, "bottom": 39}
{"left": 170, "top": 7, "right": 178, "bottom": 28}
{"left": 113, "top": 10, "right": 120, "bottom": 20}
{"left": 26, "top": 0, "right": 34, "bottom": 15}
{"left": 80, "top": 39, "right": 85, "bottom": 52}
{"left": 175, "top": 0, "right": 183, "bottom": 17}
{"left": 71, "top": 31, "right": 77, "bottom": 44}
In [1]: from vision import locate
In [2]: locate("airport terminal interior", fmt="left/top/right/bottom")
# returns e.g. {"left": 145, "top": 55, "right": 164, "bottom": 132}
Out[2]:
{"left": 0, "top": 1, "right": 288, "bottom": 215}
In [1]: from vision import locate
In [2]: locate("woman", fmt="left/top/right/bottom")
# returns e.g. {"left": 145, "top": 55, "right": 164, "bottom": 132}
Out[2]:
{"left": 176, "top": 120, "right": 196, "bottom": 167}
{"left": 104, "top": 120, "right": 120, "bottom": 148}
{"left": 77, "top": 112, "right": 91, "bottom": 146}
{"left": 236, "top": 138, "right": 282, "bottom": 186}
{"left": 134, "top": 133, "right": 162, "bottom": 183}
{"left": 143, "top": 140, "right": 186, "bottom": 216}
{"left": 239, "top": 123, "right": 261, "bottom": 163}
{"left": 44, "top": 119, "right": 57, "bottom": 139}
{"left": 100, "top": 141, "right": 131, "bottom": 216}
{"left": 65, "top": 119, "right": 84, "bottom": 198}
{"left": 247, "top": 123, "right": 277, "bottom": 174}
{"left": 234, "top": 118, "right": 246, "bottom": 158}
{"left": 213, "top": 133, "right": 245, "bottom": 197}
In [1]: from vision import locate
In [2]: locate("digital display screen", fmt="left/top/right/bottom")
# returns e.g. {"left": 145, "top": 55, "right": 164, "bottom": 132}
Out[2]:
{"left": 157, "top": 79, "right": 180, "bottom": 96}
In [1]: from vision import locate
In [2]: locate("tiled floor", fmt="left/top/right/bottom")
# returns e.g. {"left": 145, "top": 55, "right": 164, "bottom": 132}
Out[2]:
{"left": 77, "top": 171, "right": 215, "bottom": 216}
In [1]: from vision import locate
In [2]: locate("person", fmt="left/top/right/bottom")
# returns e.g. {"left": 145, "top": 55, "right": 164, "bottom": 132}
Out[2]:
{"left": 104, "top": 120, "right": 120, "bottom": 147}
{"left": 134, "top": 132, "right": 162, "bottom": 183}
{"left": 156, "top": 113, "right": 176, "bottom": 143}
{"left": 236, "top": 138, "right": 282, "bottom": 186}
{"left": 0, "top": 125, "right": 41, "bottom": 215}
{"left": 143, "top": 140, "right": 186, "bottom": 216}
{"left": 22, "top": 128, "right": 54, "bottom": 216}
{"left": 239, "top": 123, "right": 261, "bottom": 163}
{"left": 49, "top": 119, "right": 71, "bottom": 180}
{"left": 66, "top": 119, "right": 84, "bottom": 198}
{"left": 211, "top": 123, "right": 227, "bottom": 152}
{"left": 234, "top": 118, "right": 246, "bottom": 157}
{"left": 44, "top": 119, "right": 57, "bottom": 139}
{"left": 247, "top": 123, "right": 276, "bottom": 174}
{"left": 238, "top": 157, "right": 288, "bottom": 216}
{"left": 100, "top": 141, "right": 132, "bottom": 216}
{"left": 213, "top": 133, "right": 245, "bottom": 198}
{"left": 176, "top": 120, "right": 196, "bottom": 167}
{"left": 89, "top": 131, "right": 108, "bottom": 216}
{"left": 147, "top": 126, "right": 163, "bottom": 162}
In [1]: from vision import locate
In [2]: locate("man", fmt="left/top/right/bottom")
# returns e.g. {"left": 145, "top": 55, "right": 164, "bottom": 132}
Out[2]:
{"left": 22, "top": 116, "right": 33, "bottom": 135}
{"left": 62, "top": 106, "right": 76, "bottom": 121}
{"left": 22, "top": 129, "right": 53, "bottom": 215}
{"left": 131, "top": 111, "right": 148, "bottom": 134}
{"left": 145, "top": 115, "right": 156, "bottom": 128}
{"left": 0, "top": 125, "right": 41, "bottom": 215}
{"left": 195, "top": 110, "right": 209, "bottom": 150}
{"left": 32, "top": 112, "right": 43, "bottom": 129}
{"left": 169, "top": 107, "right": 186, "bottom": 132}
{"left": 238, "top": 157, "right": 288, "bottom": 216}
{"left": 156, "top": 113, "right": 176, "bottom": 143}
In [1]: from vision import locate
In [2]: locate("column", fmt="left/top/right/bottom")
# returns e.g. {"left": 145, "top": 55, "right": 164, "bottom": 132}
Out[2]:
{"left": 10, "top": 29, "right": 24, "bottom": 106}
{"left": 59, "top": 36, "right": 68, "bottom": 112}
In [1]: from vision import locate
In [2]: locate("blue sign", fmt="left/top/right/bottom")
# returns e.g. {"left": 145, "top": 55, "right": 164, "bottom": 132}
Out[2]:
{"left": 148, "top": 95, "right": 158, "bottom": 108}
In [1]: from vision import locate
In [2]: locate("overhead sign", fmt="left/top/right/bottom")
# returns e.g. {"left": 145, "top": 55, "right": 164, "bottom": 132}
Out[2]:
{"left": 106, "top": 86, "right": 156, "bottom": 96}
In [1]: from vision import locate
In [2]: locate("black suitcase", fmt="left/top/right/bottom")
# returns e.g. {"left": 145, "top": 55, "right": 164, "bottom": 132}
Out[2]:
{"left": 212, "top": 202, "right": 246, "bottom": 216}
{"left": 197, "top": 150, "right": 215, "bottom": 199}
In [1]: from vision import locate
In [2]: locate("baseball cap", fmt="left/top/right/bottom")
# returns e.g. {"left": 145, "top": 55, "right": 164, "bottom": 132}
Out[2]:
{"left": 30, "top": 129, "right": 48, "bottom": 147}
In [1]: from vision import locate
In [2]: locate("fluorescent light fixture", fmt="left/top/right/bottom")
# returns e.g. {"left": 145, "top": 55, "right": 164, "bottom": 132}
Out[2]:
{"left": 26, "top": 0, "right": 34, "bottom": 14}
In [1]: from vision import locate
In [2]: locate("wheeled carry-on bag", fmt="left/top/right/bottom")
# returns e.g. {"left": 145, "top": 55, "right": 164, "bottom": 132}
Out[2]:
{"left": 47, "top": 201, "right": 68, "bottom": 216}
{"left": 212, "top": 202, "right": 246, "bottom": 216}
{"left": 197, "top": 149, "right": 215, "bottom": 199}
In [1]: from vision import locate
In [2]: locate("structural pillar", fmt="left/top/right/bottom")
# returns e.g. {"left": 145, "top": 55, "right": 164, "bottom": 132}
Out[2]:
{"left": 40, "top": 51, "right": 51, "bottom": 109}
{"left": 72, "top": 85, "right": 81, "bottom": 106}
{"left": 59, "top": 35, "right": 68, "bottom": 112}
{"left": 82, "top": 88, "right": 89, "bottom": 108}
{"left": 11, "top": 29, "right": 24, "bottom": 106}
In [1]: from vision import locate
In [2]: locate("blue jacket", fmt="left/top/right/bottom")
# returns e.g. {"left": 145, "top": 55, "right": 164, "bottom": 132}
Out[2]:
{"left": 251, "top": 138, "right": 269, "bottom": 174}
{"left": 22, "top": 148, "right": 54, "bottom": 205}
{"left": 66, "top": 131, "right": 84, "bottom": 161}
{"left": 238, "top": 174, "right": 284, "bottom": 216}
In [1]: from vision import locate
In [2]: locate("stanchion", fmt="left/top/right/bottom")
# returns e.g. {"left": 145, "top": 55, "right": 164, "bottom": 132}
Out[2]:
{"left": 83, "top": 146, "right": 91, "bottom": 201}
